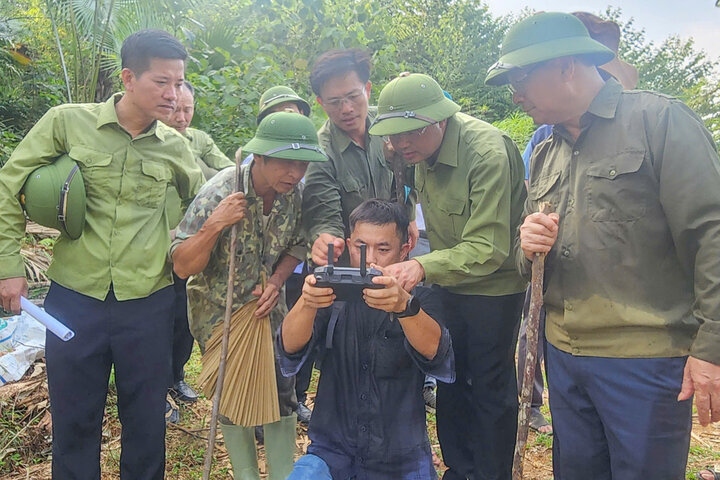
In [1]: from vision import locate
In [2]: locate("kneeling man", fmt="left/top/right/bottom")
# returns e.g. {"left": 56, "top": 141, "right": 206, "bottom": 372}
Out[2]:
{"left": 279, "top": 199, "right": 455, "bottom": 480}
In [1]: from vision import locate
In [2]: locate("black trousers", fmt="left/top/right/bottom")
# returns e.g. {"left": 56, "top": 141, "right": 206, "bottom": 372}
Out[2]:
{"left": 171, "top": 273, "right": 194, "bottom": 384}
{"left": 44, "top": 282, "right": 174, "bottom": 480}
{"left": 436, "top": 289, "right": 524, "bottom": 480}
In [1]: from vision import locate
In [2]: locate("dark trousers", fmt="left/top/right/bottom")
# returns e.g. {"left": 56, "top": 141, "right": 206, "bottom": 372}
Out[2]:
{"left": 44, "top": 282, "right": 174, "bottom": 480}
{"left": 547, "top": 343, "right": 692, "bottom": 480}
{"left": 171, "top": 273, "right": 194, "bottom": 384}
{"left": 437, "top": 289, "right": 523, "bottom": 480}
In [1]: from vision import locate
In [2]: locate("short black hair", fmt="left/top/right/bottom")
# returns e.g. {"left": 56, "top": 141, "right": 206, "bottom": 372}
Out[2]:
{"left": 183, "top": 80, "right": 195, "bottom": 96}
{"left": 349, "top": 199, "right": 409, "bottom": 244}
{"left": 121, "top": 29, "right": 187, "bottom": 76}
{"left": 309, "top": 48, "right": 371, "bottom": 96}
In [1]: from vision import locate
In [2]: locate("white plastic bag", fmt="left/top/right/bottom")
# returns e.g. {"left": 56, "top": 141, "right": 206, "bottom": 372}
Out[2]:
{"left": 0, "top": 312, "right": 46, "bottom": 386}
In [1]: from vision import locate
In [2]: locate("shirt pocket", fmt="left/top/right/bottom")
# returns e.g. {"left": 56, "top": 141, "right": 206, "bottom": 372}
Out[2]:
{"left": 339, "top": 175, "right": 367, "bottom": 197}
{"left": 436, "top": 194, "right": 466, "bottom": 238}
{"left": 586, "top": 151, "right": 647, "bottom": 222}
{"left": 68, "top": 145, "right": 113, "bottom": 191}
{"left": 135, "top": 160, "right": 171, "bottom": 209}
{"left": 374, "top": 327, "right": 413, "bottom": 379}
{"left": 529, "top": 169, "right": 561, "bottom": 210}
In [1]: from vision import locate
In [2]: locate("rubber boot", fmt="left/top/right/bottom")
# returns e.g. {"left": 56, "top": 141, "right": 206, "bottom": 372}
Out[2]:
{"left": 263, "top": 413, "right": 297, "bottom": 480}
{"left": 219, "top": 421, "right": 261, "bottom": 480}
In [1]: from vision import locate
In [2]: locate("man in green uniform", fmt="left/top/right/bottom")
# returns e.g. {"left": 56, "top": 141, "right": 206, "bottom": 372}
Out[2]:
{"left": 171, "top": 111, "right": 327, "bottom": 480}
{"left": 486, "top": 12, "right": 720, "bottom": 479}
{"left": 0, "top": 29, "right": 203, "bottom": 479}
{"left": 168, "top": 81, "right": 235, "bottom": 182}
{"left": 165, "top": 80, "right": 233, "bottom": 414}
{"left": 303, "top": 48, "right": 417, "bottom": 266}
{"left": 369, "top": 72, "right": 528, "bottom": 480}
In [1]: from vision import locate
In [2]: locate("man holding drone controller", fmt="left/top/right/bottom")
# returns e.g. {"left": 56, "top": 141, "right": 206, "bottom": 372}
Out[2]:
{"left": 278, "top": 199, "right": 455, "bottom": 480}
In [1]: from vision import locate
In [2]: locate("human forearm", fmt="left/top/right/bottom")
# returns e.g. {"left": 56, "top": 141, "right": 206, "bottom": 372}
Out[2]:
{"left": 302, "top": 164, "right": 345, "bottom": 241}
{"left": 281, "top": 297, "right": 318, "bottom": 354}
{"left": 270, "top": 254, "right": 301, "bottom": 289}
{"left": 172, "top": 218, "right": 225, "bottom": 278}
{"left": 398, "top": 311, "right": 441, "bottom": 360}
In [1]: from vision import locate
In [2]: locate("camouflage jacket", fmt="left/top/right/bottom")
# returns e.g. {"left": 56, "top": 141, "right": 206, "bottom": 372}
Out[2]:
{"left": 172, "top": 162, "right": 306, "bottom": 349}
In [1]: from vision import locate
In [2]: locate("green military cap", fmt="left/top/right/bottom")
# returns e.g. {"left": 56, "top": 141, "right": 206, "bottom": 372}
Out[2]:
{"left": 244, "top": 111, "right": 328, "bottom": 163}
{"left": 485, "top": 12, "right": 616, "bottom": 86}
{"left": 368, "top": 73, "right": 461, "bottom": 137}
{"left": 20, "top": 154, "right": 86, "bottom": 239}
{"left": 257, "top": 86, "right": 311, "bottom": 124}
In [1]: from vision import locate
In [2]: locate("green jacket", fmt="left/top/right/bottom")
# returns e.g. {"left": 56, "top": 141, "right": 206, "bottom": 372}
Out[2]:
{"left": 0, "top": 93, "right": 204, "bottom": 301}
{"left": 414, "top": 112, "right": 527, "bottom": 296}
{"left": 518, "top": 79, "right": 720, "bottom": 364}
{"left": 302, "top": 109, "right": 415, "bottom": 256}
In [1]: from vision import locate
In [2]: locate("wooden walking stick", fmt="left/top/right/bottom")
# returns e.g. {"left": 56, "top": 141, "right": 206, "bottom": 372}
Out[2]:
{"left": 202, "top": 150, "right": 244, "bottom": 480}
{"left": 512, "top": 201, "right": 554, "bottom": 480}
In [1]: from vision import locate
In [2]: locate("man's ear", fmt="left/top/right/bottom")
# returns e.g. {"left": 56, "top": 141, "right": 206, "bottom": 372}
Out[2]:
{"left": 400, "top": 241, "right": 411, "bottom": 262}
{"left": 120, "top": 68, "right": 135, "bottom": 91}
{"left": 364, "top": 81, "right": 372, "bottom": 100}
{"left": 316, "top": 96, "right": 324, "bottom": 108}
{"left": 558, "top": 57, "right": 575, "bottom": 80}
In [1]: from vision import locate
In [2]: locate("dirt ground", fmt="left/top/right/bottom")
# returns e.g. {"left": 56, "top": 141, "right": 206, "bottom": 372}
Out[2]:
{"left": 2, "top": 356, "right": 719, "bottom": 480}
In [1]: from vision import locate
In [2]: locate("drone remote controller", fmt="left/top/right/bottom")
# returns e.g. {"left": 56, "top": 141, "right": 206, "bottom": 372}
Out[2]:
{"left": 313, "top": 243, "right": 383, "bottom": 300}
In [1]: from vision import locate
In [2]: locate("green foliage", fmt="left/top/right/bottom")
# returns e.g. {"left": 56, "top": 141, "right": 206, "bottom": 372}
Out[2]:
{"left": 1, "top": 0, "right": 718, "bottom": 157}
{"left": 493, "top": 112, "right": 536, "bottom": 150}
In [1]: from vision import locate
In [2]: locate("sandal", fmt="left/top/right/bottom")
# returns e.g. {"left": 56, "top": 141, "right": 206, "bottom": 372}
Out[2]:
{"left": 529, "top": 408, "right": 553, "bottom": 435}
{"left": 697, "top": 467, "right": 720, "bottom": 480}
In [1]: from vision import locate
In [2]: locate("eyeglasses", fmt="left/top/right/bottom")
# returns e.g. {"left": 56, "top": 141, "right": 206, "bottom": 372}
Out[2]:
{"left": 506, "top": 63, "right": 543, "bottom": 95}
{"left": 322, "top": 89, "right": 366, "bottom": 110}
{"left": 384, "top": 123, "right": 436, "bottom": 143}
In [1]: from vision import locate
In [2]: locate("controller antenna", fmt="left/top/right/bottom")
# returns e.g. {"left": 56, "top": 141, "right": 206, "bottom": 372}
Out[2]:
{"left": 360, "top": 244, "right": 367, "bottom": 277}
{"left": 327, "top": 243, "right": 334, "bottom": 275}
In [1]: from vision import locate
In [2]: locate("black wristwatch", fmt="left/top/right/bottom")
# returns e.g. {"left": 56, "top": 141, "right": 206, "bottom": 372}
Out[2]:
{"left": 396, "top": 295, "right": 421, "bottom": 318}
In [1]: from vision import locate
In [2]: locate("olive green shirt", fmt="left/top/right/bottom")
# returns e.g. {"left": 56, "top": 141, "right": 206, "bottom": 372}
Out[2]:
{"left": 518, "top": 79, "right": 720, "bottom": 364}
{"left": 184, "top": 127, "right": 234, "bottom": 179}
{"left": 0, "top": 93, "right": 204, "bottom": 301}
{"left": 166, "top": 127, "right": 234, "bottom": 228}
{"left": 302, "top": 109, "right": 414, "bottom": 256}
{"left": 412, "top": 113, "right": 527, "bottom": 296}
{"left": 171, "top": 163, "right": 306, "bottom": 349}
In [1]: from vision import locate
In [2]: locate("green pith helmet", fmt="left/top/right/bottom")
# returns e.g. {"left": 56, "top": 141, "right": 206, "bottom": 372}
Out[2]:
{"left": 257, "top": 86, "right": 311, "bottom": 124}
{"left": 368, "top": 73, "right": 461, "bottom": 136}
{"left": 244, "top": 111, "right": 328, "bottom": 162}
{"left": 20, "top": 154, "right": 86, "bottom": 239}
{"left": 485, "top": 12, "right": 616, "bottom": 86}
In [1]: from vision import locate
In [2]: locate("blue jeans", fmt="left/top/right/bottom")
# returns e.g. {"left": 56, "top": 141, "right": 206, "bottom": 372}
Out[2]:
{"left": 287, "top": 454, "right": 332, "bottom": 480}
{"left": 547, "top": 343, "right": 692, "bottom": 479}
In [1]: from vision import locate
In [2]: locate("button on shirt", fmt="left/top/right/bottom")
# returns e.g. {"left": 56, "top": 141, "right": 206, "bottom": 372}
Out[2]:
{"left": 518, "top": 79, "right": 720, "bottom": 364}
{"left": 414, "top": 112, "right": 528, "bottom": 295}
{"left": 278, "top": 286, "right": 454, "bottom": 480}
{"left": 0, "top": 93, "right": 204, "bottom": 301}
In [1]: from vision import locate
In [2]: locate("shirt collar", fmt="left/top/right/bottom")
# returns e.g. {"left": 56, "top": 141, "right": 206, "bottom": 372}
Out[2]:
{"left": 585, "top": 78, "right": 623, "bottom": 120}
{"left": 97, "top": 92, "right": 163, "bottom": 140}
{"left": 432, "top": 113, "right": 460, "bottom": 168}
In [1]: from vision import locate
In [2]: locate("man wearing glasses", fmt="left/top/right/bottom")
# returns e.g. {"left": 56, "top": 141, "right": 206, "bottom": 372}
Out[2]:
{"left": 303, "top": 48, "right": 417, "bottom": 268}
{"left": 370, "top": 72, "right": 527, "bottom": 480}
{"left": 486, "top": 12, "right": 720, "bottom": 479}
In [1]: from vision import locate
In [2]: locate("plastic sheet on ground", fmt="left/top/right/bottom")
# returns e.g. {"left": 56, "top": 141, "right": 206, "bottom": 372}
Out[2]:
{"left": 0, "top": 312, "right": 46, "bottom": 386}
